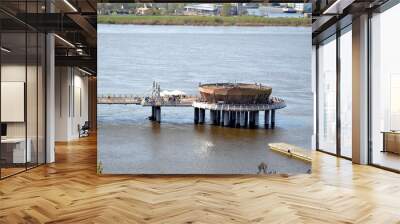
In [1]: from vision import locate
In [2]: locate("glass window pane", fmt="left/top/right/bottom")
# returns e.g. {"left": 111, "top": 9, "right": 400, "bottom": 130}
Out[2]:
{"left": 0, "top": 0, "right": 46, "bottom": 179}
{"left": 340, "top": 29, "right": 352, "bottom": 158}
{"left": 1, "top": 31, "right": 27, "bottom": 177}
{"left": 318, "top": 37, "right": 337, "bottom": 154}
{"left": 371, "top": 4, "right": 400, "bottom": 171}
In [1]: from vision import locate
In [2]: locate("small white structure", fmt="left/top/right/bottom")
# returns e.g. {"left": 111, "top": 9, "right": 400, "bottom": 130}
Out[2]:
{"left": 160, "top": 90, "right": 186, "bottom": 97}
{"left": 183, "top": 4, "right": 219, "bottom": 16}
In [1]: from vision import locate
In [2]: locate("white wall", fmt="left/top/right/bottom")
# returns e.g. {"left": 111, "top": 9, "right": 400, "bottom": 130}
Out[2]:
{"left": 1, "top": 65, "right": 41, "bottom": 138}
{"left": 55, "top": 66, "right": 70, "bottom": 141}
{"left": 1, "top": 63, "right": 46, "bottom": 164}
{"left": 55, "top": 67, "right": 89, "bottom": 141}
{"left": 1, "top": 65, "right": 26, "bottom": 138}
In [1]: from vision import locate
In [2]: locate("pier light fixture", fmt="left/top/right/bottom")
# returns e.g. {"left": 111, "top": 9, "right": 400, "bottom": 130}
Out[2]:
{"left": 54, "top": 34, "right": 75, "bottom": 48}
{"left": 1, "top": 47, "right": 11, "bottom": 53}
{"left": 63, "top": 0, "right": 78, "bottom": 12}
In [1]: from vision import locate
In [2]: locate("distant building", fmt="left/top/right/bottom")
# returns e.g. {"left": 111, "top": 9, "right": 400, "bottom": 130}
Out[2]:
{"left": 294, "top": 4, "right": 311, "bottom": 13}
{"left": 183, "top": 4, "right": 219, "bottom": 16}
{"left": 136, "top": 7, "right": 151, "bottom": 15}
{"left": 136, "top": 4, "right": 153, "bottom": 15}
{"left": 242, "top": 3, "right": 259, "bottom": 9}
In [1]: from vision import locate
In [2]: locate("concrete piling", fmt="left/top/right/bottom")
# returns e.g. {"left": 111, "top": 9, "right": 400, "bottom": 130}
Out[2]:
{"left": 271, "top": 109, "right": 276, "bottom": 128}
{"left": 216, "top": 110, "right": 221, "bottom": 125}
{"left": 210, "top": 110, "right": 216, "bottom": 125}
{"left": 264, "top": 110, "right": 270, "bottom": 129}
{"left": 235, "top": 111, "right": 241, "bottom": 127}
{"left": 219, "top": 110, "right": 223, "bottom": 125}
{"left": 254, "top": 111, "right": 259, "bottom": 127}
{"left": 249, "top": 111, "right": 255, "bottom": 128}
{"left": 150, "top": 106, "right": 155, "bottom": 121}
{"left": 199, "top": 109, "right": 205, "bottom": 124}
{"left": 240, "top": 111, "right": 245, "bottom": 127}
{"left": 194, "top": 107, "right": 199, "bottom": 124}
{"left": 244, "top": 111, "right": 248, "bottom": 127}
{"left": 229, "top": 111, "right": 236, "bottom": 127}
{"left": 155, "top": 106, "right": 161, "bottom": 123}
{"left": 156, "top": 105, "right": 277, "bottom": 129}
{"left": 223, "top": 111, "right": 229, "bottom": 127}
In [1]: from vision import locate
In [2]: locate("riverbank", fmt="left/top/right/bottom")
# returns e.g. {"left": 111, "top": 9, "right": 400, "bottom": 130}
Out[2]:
{"left": 97, "top": 15, "right": 311, "bottom": 27}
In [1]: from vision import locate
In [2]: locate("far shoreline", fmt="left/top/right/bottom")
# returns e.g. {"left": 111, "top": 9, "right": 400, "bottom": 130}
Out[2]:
{"left": 98, "top": 15, "right": 311, "bottom": 27}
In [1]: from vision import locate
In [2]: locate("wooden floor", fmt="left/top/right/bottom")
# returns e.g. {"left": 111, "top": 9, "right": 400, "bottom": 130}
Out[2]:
{"left": 373, "top": 151, "right": 400, "bottom": 171}
{"left": 1, "top": 135, "right": 400, "bottom": 223}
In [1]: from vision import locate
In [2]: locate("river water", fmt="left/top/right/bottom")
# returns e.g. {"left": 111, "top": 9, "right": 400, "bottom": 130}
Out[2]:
{"left": 98, "top": 24, "right": 312, "bottom": 174}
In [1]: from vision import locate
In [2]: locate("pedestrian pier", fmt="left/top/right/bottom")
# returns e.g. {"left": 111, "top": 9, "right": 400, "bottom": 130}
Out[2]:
{"left": 98, "top": 82, "right": 286, "bottom": 128}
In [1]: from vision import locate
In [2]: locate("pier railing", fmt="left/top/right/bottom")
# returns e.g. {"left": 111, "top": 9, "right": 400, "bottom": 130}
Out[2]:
{"left": 99, "top": 94, "right": 286, "bottom": 128}
{"left": 97, "top": 94, "right": 199, "bottom": 106}
{"left": 97, "top": 94, "right": 142, "bottom": 104}
{"left": 98, "top": 94, "right": 285, "bottom": 110}
{"left": 192, "top": 97, "right": 286, "bottom": 111}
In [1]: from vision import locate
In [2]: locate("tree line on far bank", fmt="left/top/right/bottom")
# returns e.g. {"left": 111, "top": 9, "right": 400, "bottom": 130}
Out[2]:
{"left": 97, "top": 15, "right": 311, "bottom": 27}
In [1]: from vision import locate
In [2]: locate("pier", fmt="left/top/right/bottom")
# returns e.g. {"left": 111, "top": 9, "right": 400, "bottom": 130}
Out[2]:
{"left": 98, "top": 82, "right": 286, "bottom": 128}
{"left": 192, "top": 97, "right": 285, "bottom": 128}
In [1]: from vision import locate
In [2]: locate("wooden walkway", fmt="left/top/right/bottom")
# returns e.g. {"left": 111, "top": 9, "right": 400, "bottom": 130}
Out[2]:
{"left": 0, "top": 135, "right": 400, "bottom": 223}
{"left": 97, "top": 95, "right": 142, "bottom": 104}
{"left": 97, "top": 94, "right": 198, "bottom": 106}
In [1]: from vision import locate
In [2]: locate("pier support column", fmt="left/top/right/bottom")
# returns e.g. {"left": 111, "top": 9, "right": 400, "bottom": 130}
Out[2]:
{"left": 150, "top": 106, "right": 155, "bottom": 121}
{"left": 271, "top": 109, "right": 276, "bottom": 128}
{"left": 155, "top": 106, "right": 161, "bottom": 123}
{"left": 199, "top": 109, "right": 205, "bottom": 124}
{"left": 236, "top": 111, "right": 241, "bottom": 127}
{"left": 240, "top": 111, "right": 245, "bottom": 127}
{"left": 249, "top": 111, "right": 255, "bottom": 128}
{"left": 210, "top": 110, "right": 216, "bottom": 125}
{"left": 255, "top": 111, "right": 259, "bottom": 127}
{"left": 264, "top": 110, "right": 270, "bottom": 129}
{"left": 223, "top": 110, "right": 230, "bottom": 127}
{"left": 244, "top": 111, "right": 249, "bottom": 127}
{"left": 230, "top": 111, "right": 235, "bottom": 127}
{"left": 220, "top": 110, "right": 225, "bottom": 126}
{"left": 216, "top": 110, "right": 221, "bottom": 125}
{"left": 194, "top": 107, "right": 199, "bottom": 124}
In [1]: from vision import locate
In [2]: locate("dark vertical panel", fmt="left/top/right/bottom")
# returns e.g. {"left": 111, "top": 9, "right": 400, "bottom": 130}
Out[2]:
{"left": 336, "top": 29, "right": 341, "bottom": 157}
{"left": 37, "top": 0, "right": 39, "bottom": 167}
{"left": 25, "top": 0, "right": 28, "bottom": 171}
{"left": 44, "top": 2, "right": 47, "bottom": 164}
{"left": 315, "top": 45, "right": 319, "bottom": 150}
{"left": 367, "top": 12, "right": 373, "bottom": 165}
{"left": 0, "top": 19, "right": 2, "bottom": 179}
{"left": 72, "top": 68, "right": 75, "bottom": 118}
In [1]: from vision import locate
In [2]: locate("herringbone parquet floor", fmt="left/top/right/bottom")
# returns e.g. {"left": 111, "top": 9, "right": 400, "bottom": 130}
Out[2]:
{"left": 1, "top": 135, "right": 400, "bottom": 224}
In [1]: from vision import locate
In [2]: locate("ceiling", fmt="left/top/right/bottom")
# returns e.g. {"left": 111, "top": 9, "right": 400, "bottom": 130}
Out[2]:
{"left": 311, "top": 0, "right": 391, "bottom": 44}
{"left": 0, "top": 0, "right": 97, "bottom": 75}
